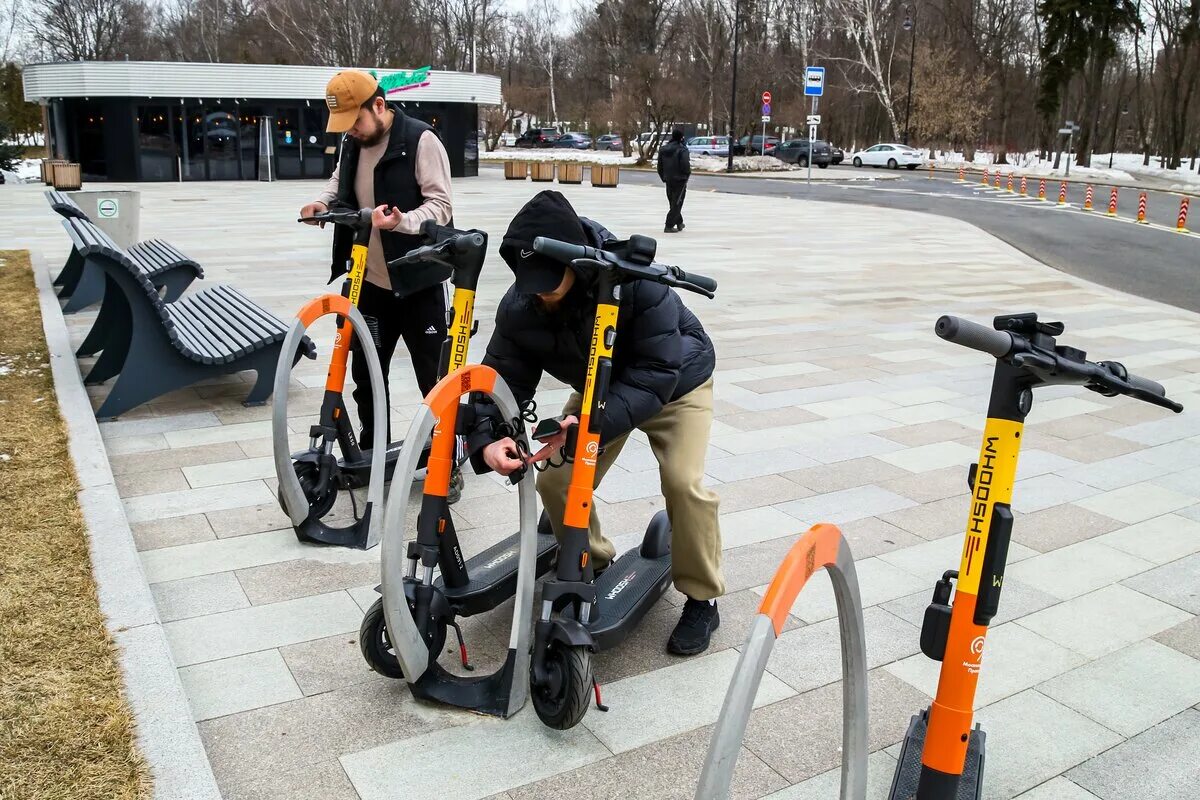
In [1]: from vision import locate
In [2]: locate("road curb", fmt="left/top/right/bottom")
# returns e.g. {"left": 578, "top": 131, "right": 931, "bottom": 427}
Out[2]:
{"left": 32, "top": 251, "right": 221, "bottom": 800}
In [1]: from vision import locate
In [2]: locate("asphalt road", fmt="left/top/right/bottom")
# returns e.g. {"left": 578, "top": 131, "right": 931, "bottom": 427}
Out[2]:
{"left": 616, "top": 167, "right": 1200, "bottom": 313}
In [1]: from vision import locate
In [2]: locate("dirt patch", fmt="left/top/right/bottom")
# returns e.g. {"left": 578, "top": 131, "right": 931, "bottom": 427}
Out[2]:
{"left": 0, "top": 250, "right": 150, "bottom": 800}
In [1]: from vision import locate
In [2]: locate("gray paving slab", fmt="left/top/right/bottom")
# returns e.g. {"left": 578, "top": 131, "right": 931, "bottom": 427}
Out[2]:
{"left": 883, "top": 576, "right": 1060, "bottom": 629}
{"left": 178, "top": 649, "right": 304, "bottom": 721}
{"left": 973, "top": 690, "right": 1123, "bottom": 799}
{"left": 151, "top": 572, "right": 250, "bottom": 622}
{"left": 777, "top": 485, "right": 917, "bottom": 526}
{"left": 582, "top": 647, "right": 795, "bottom": 755}
{"left": 1014, "top": 777, "right": 1103, "bottom": 799}
{"left": 1153, "top": 615, "right": 1200, "bottom": 660}
{"left": 221, "top": 760, "right": 360, "bottom": 800}
{"left": 1039, "top": 640, "right": 1200, "bottom": 737}
{"left": 141, "top": 528, "right": 376, "bottom": 584}
{"left": 1007, "top": 540, "right": 1155, "bottom": 600}
{"left": 1010, "top": 504, "right": 1125, "bottom": 552}
{"left": 199, "top": 678, "right": 465, "bottom": 793}
{"left": 1121, "top": 553, "right": 1200, "bottom": 614}
{"left": 340, "top": 707, "right": 611, "bottom": 800}
{"left": 1017, "top": 585, "right": 1192, "bottom": 659}
{"left": 507, "top": 726, "right": 788, "bottom": 800}
{"left": 741, "top": 670, "right": 929, "bottom": 784}
{"left": 714, "top": 473, "right": 816, "bottom": 514}
{"left": 764, "top": 606, "right": 921, "bottom": 694}
{"left": 130, "top": 513, "right": 217, "bottom": 551}
{"left": 235, "top": 558, "right": 382, "bottom": 606}
{"left": 280, "top": 633, "right": 394, "bottom": 696}
{"left": 1068, "top": 709, "right": 1200, "bottom": 800}
{"left": 1095, "top": 512, "right": 1200, "bottom": 564}
{"left": 164, "top": 590, "right": 363, "bottom": 666}
{"left": 760, "top": 749, "right": 898, "bottom": 799}
{"left": 878, "top": 465, "right": 971, "bottom": 504}
{"left": 1075, "top": 482, "right": 1196, "bottom": 524}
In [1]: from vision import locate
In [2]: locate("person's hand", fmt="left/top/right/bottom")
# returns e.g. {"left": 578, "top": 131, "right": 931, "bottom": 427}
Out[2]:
{"left": 483, "top": 437, "right": 526, "bottom": 476}
{"left": 528, "top": 415, "right": 579, "bottom": 465}
{"left": 372, "top": 204, "right": 404, "bottom": 231}
{"left": 300, "top": 201, "right": 328, "bottom": 226}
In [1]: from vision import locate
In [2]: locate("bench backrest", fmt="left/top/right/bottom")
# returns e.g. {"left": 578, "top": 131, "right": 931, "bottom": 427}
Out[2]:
{"left": 60, "top": 218, "right": 165, "bottom": 312}
{"left": 44, "top": 189, "right": 90, "bottom": 221}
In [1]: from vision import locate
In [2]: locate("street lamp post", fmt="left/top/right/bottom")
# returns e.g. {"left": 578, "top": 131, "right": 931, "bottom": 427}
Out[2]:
{"left": 727, "top": 0, "right": 741, "bottom": 173}
{"left": 902, "top": 9, "right": 915, "bottom": 146}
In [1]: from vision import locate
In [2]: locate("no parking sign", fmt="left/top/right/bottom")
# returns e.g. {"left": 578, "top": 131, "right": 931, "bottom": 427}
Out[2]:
{"left": 98, "top": 198, "right": 119, "bottom": 219}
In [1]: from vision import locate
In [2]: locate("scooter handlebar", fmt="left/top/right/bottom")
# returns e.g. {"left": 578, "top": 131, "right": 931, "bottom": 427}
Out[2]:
{"left": 668, "top": 267, "right": 718, "bottom": 294}
{"left": 532, "top": 237, "right": 597, "bottom": 264}
{"left": 935, "top": 315, "right": 1015, "bottom": 358}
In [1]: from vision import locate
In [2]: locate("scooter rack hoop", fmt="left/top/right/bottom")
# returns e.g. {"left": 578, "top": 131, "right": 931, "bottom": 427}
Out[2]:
{"left": 696, "top": 524, "right": 868, "bottom": 800}
{"left": 272, "top": 295, "right": 388, "bottom": 547}
{"left": 379, "top": 365, "right": 539, "bottom": 718}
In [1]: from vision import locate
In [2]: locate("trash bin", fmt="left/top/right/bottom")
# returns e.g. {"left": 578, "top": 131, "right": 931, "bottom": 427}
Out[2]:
{"left": 71, "top": 190, "right": 141, "bottom": 249}
{"left": 52, "top": 162, "right": 82, "bottom": 190}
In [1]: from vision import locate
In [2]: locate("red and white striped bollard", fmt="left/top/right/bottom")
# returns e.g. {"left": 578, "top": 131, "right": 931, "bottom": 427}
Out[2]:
{"left": 1136, "top": 193, "right": 1149, "bottom": 224}
{"left": 1178, "top": 197, "right": 1191, "bottom": 233}
{"left": 1058, "top": 181, "right": 1068, "bottom": 205}
{"left": 1083, "top": 185, "right": 1094, "bottom": 211}
{"left": 1107, "top": 187, "right": 1119, "bottom": 216}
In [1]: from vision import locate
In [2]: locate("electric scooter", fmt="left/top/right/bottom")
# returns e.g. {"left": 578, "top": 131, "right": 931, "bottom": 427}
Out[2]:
{"left": 694, "top": 312, "right": 1184, "bottom": 800}
{"left": 273, "top": 208, "right": 455, "bottom": 549}
{"left": 523, "top": 233, "right": 719, "bottom": 730}
{"left": 358, "top": 226, "right": 561, "bottom": 718}
{"left": 887, "top": 313, "right": 1182, "bottom": 800}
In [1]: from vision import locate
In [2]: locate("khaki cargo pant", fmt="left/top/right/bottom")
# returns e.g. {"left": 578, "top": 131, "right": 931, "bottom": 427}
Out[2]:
{"left": 536, "top": 378, "right": 725, "bottom": 601}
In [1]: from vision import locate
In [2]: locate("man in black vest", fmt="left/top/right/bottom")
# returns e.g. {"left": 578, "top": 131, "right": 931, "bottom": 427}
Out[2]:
{"left": 300, "top": 70, "right": 463, "bottom": 500}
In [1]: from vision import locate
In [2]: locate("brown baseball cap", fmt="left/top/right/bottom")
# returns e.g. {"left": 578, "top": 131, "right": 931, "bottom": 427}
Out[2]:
{"left": 324, "top": 71, "right": 379, "bottom": 133}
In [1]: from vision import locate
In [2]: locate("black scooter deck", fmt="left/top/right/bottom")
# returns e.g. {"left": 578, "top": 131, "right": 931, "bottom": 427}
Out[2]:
{"left": 587, "top": 550, "right": 673, "bottom": 651}
{"left": 435, "top": 531, "right": 559, "bottom": 616}
{"left": 888, "top": 709, "right": 985, "bottom": 800}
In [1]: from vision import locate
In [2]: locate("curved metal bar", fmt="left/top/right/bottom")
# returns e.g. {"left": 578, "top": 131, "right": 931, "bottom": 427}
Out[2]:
{"left": 379, "top": 365, "right": 538, "bottom": 713}
{"left": 696, "top": 524, "right": 868, "bottom": 800}
{"left": 272, "top": 296, "right": 387, "bottom": 547}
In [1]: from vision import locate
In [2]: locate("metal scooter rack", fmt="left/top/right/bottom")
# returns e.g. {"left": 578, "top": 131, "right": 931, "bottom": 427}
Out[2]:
{"left": 696, "top": 524, "right": 869, "bottom": 800}
{"left": 273, "top": 295, "right": 388, "bottom": 549}
{"left": 380, "top": 364, "right": 540, "bottom": 718}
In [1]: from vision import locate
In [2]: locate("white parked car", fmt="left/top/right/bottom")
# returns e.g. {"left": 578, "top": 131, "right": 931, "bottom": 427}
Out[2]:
{"left": 686, "top": 135, "right": 730, "bottom": 156}
{"left": 498, "top": 132, "right": 518, "bottom": 147}
{"left": 850, "top": 143, "right": 925, "bottom": 169}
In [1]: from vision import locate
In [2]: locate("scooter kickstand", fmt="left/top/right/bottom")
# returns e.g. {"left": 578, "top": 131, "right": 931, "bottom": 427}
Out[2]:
{"left": 448, "top": 619, "right": 474, "bottom": 671}
{"left": 592, "top": 679, "right": 609, "bottom": 712}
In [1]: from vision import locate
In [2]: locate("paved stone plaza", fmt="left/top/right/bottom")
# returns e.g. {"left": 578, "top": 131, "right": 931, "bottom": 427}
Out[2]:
{"left": 6, "top": 171, "right": 1200, "bottom": 800}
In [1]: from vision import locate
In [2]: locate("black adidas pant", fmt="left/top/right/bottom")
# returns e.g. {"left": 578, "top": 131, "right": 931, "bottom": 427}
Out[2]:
{"left": 665, "top": 180, "right": 688, "bottom": 230}
{"left": 350, "top": 280, "right": 447, "bottom": 451}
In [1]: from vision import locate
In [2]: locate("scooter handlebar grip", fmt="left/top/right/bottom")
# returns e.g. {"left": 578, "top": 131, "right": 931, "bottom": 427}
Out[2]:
{"left": 674, "top": 268, "right": 717, "bottom": 293}
{"left": 1120, "top": 368, "right": 1167, "bottom": 398}
{"left": 533, "top": 237, "right": 590, "bottom": 264}
{"left": 935, "top": 315, "right": 1015, "bottom": 358}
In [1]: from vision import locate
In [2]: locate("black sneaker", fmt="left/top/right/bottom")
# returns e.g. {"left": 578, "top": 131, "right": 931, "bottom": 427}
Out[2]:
{"left": 447, "top": 466, "right": 464, "bottom": 505}
{"left": 667, "top": 598, "right": 720, "bottom": 655}
{"left": 677, "top": 222, "right": 686, "bottom": 232}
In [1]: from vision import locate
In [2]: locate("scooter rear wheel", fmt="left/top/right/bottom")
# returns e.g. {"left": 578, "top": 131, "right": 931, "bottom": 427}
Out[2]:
{"left": 531, "top": 643, "right": 593, "bottom": 730}
{"left": 279, "top": 460, "right": 337, "bottom": 520}
{"left": 359, "top": 597, "right": 446, "bottom": 679}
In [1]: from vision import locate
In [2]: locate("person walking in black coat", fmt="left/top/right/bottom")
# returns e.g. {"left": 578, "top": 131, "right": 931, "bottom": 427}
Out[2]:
{"left": 465, "top": 190, "right": 725, "bottom": 655}
{"left": 657, "top": 128, "right": 691, "bottom": 233}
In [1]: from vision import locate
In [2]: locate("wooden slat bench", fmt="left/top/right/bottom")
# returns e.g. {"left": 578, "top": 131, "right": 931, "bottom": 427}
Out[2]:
{"left": 54, "top": 211, "right": 203, "bottom": 314}
{"left": 59, "top": 218, "right": 316, "bottom": 418}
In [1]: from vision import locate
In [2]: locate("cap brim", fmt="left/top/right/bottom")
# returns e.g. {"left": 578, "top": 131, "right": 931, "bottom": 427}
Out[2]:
{"left": 514, "top": 266, "right": 566, "bottom": 295}
{"left": 326, "top": 108, "right": 358, "bottom": 133}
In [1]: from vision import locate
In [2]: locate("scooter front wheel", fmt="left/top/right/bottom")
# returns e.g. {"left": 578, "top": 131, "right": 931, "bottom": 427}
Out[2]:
{"left": 279, "top": 460, "right": 337, "bottom": 520}
{"left": 359, "top": 597, "right": 446, "bottom": 679}
{"left": 531, "top": 643, "right": 593, "bottom": 730}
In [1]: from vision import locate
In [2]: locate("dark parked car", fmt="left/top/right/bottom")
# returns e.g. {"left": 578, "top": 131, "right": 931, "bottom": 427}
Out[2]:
{"left": 515, "top": 128, "right": 560, "bottom": 148}
{"left": 594, "top": 134, "right": 624, "bottom": 151}
{"left": 735, "top": 135, "right": 779, "bottom": 155}
{"left": 553, "top": 132, "right": 593, "bottom": 149}
{"left": 774, "top": 139, "right": 833, "bottom": 168}
{"left": 830, "top": 145, "right": 845, "bottom": 164}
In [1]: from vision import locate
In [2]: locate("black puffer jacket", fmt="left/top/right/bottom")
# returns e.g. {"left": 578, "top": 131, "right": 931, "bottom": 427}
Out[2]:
{"left": 657, "top": 139, "right": 691, "bottom": 183}
{"left": 467, "top": 219, "right": 716, "bottom": 468}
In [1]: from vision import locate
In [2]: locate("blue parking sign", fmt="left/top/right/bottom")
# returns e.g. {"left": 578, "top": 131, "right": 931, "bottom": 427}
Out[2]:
{"left": 805, "top": 66, "right": 825, "bottom": 97}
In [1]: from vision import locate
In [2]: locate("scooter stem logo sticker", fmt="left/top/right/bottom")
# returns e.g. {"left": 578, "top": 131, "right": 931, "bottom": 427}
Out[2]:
{"left": 963, "top": 635, "right": 986, "bottom": 674}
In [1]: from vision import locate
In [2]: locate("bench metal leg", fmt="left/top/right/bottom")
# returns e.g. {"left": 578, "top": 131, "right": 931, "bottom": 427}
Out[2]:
{"left": 157, "top": 267, "right": 198, "bottom": 303}
{"left": 55, "top": 249, "right": 85, "bottom": 293}
{"left": 78, "top": 282, "right": 131, "bottom": 359}
{"left": 62, "top": 259, "right": 104, "bottom": 313}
